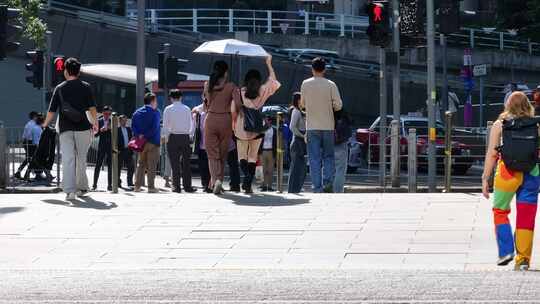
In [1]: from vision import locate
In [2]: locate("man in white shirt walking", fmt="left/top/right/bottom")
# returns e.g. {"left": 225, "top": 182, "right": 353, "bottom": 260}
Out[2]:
{"left": 163, "top": 89, "right": 196, "bottom": 193}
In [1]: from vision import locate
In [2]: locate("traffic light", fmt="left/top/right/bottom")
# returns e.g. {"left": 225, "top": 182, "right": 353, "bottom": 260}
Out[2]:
{"left": 158, "top": 51, "right": 166, "bottom": 89}
{"left": 158, "top": 52, "right": 188, "bottom": 89}
{"left": 25, "top": 50, "right": 44, "bottom": 89}
{"left": 399, "top": 0, "right": 426, "bottom": 48}
{"left": 166, "top": 56, "right": 189, "bottom": 88}
{"left": 51, "top": 55, "right": 66, "bottom": 87}
{"left": 0, "top": 5, "right": 21, "bottom": 60}
{"left": 438, "top": 0, "right": 460, "bottom": 34}
{"left": 366, "top": 1, "right": 390, "bottom": 47}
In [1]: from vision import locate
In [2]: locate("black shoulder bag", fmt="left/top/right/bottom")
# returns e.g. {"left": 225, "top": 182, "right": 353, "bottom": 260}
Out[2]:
{"left": 240, "top": 90, "right": 268, "bottom": 134}
{"left": 58, "top": 85, "right": 84, "bottom": 123}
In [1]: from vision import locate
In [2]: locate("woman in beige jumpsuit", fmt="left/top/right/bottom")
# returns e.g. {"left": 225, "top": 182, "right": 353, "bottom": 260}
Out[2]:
{"left": 204, "top": 60, "right": 240, "bottom": 194}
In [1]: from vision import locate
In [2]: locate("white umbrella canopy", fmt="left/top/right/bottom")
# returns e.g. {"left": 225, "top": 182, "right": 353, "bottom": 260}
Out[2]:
{"left": 193, "top": 39, "right": 269, "bottom": 57}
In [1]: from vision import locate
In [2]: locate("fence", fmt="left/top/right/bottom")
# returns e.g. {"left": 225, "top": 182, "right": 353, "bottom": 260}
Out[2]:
{"left": 47, "top": 0, "right": 540, "bottom": 56}
{"left": 355, "top": 116, "right": 488, "bottom": 192}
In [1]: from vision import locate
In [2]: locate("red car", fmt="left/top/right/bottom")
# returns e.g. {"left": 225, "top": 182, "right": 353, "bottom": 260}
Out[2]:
{"left": 356, "top": 116, "right": 474, "bottom": 175}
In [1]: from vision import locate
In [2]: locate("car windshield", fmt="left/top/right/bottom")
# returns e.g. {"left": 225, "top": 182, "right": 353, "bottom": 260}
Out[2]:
{"left": 404, "top": 121, "right": 445, "bottom": 137}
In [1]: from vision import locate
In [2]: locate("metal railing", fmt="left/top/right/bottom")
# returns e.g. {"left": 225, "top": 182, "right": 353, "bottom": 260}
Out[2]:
{"left": 357, "top": 120, "right": 487, "bottom": 192}
{"left": 47, "top": 1, "right": 540, "bottom": 55}
{"left": 1, "top": 127, "right": 61, "bottom": 190}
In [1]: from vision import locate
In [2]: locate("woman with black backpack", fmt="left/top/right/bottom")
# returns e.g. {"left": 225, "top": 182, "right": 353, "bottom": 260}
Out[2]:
{"left": 231, "top": 55, "right": 280, "bottom": 194}
{"left": 482, "top": 91, "right": 540, "bottom": 271}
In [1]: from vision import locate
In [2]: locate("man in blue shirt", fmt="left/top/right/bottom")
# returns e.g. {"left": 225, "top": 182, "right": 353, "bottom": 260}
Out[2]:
{"left": 15, "top": 111, "right": 42, "bottom": 179}
{"left": 132, "top": 92, "right": 161, "bottom": 193}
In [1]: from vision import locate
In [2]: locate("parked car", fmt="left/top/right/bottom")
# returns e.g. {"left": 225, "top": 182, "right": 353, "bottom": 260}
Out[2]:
{"left": 276, "top": 48, "right": 340, "bottom": 70}
{"left": 356, "top": 116, "right": 474, "bottom": 175}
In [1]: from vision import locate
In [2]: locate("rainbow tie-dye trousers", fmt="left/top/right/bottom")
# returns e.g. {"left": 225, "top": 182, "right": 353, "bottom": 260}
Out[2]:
{"left": 493, "top": 160, "right": 540, "bottom": 264}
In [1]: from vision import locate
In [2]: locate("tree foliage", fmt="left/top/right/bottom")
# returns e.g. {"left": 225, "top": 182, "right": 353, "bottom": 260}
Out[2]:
{"left": 497, "top": 0, "right": 540, "bottom": 41}
{"left": 3, "top": 0, "right": 47, "bottom": 49}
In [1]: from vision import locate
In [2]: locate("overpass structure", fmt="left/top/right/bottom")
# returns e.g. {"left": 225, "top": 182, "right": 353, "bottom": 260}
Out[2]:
{"left": 3, "top": 1, "right": 540, "bottom": 128}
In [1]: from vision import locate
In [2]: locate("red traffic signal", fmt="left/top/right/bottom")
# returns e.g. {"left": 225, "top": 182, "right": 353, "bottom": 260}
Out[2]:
{"left": 372, "top": 4, "right": 383, "bottom": 23}
{"left": 51, "top": 55, "right": 66, "bottom": 87}
{"left": 54, "top": 57, "right": 65, "bottom": 72}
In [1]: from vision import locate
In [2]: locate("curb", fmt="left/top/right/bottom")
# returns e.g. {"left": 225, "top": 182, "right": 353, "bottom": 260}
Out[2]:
{"left": 345, "top": 187, "right": 482, "bottom": 193}
{"left": 0, "top": 187, "right": 62, "bottom": 194}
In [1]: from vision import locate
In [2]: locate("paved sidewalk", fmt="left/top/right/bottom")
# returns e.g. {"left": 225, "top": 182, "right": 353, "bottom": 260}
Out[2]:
{"left": 0, "top": 192, "right": 532, "bottom": 271}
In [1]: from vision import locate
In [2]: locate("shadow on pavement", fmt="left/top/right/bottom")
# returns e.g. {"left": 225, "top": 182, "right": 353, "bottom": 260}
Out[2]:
{"left": 41, "top": 197, "right": 118, "bottom": 210}
{"left": 221, "top": 193, "right": 310, "bottom": 207}
{"left": 0, "top": 207, "right": 25, "bottom": 215}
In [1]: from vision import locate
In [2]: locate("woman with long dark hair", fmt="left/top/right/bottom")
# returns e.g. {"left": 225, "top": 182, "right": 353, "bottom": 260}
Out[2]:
{"left": 203, "top": 60, "right": 240, "bottom": 194}
{"left": 287, "top": 92, "right": 307, "bottom": 193}
{"left": 231, "top": 55, "right": 280, "bottom": 193}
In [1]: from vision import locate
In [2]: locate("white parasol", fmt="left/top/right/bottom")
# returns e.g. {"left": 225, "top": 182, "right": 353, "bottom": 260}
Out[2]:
{"left": 193, "top": 39, "right": 269, "bottom": 57}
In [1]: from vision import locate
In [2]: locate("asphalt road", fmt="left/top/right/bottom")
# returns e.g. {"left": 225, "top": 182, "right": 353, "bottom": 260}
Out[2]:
{"left": 1, "top": 269, "right": 539, "bottom": 303}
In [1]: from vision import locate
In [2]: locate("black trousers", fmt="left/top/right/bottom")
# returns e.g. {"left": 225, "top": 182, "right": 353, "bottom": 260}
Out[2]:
{"left": 118, "top": 148, "right": 135, "bottom": 186}
{"left": 93, "top": 145, "right": 111, "bottom": 188}
{"left": 17, "top": 142, "right": 36, "bottom": 173}
{"left": 167, "top": 134, "right": 192, "bottom": 190}
{"left": 227, "top": 148, "right": 240, "bottom": 189}
{"left": 198, "top": 149, "right": 211, "bottom": 189}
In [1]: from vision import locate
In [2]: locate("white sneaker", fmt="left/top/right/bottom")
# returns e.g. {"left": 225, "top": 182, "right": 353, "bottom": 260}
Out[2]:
{"left": 213, "top": 180, "right": 223, "bottom": 195}
{"left": 65, "top": 193, "right": 77, "bottom": 201}
{"left": 76, "top": 190, "right": 89, "bottom": 197}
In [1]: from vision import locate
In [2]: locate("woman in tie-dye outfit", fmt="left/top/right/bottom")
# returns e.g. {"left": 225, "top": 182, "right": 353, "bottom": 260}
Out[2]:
{"left": 482, "top": 91, "right": 540, "bottom": 271}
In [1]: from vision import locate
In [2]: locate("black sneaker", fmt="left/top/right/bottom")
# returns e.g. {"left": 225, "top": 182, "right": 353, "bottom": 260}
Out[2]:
{"left": 229, "top": 186, "right": 241, "bottom": 192}
{"left": 497, "top": 254, "right": 514, "bottom": 266}
{"left": 185, "top": 187, "right": 198, "bottom": 193}
{"left": 13, "top": 172, "right": 21, "bottom": 179}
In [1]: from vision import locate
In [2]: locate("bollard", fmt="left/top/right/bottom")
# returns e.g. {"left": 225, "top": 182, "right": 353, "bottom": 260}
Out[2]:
{"left": 444, "top": 111, "right": 453, "bottom": 193}
{"left": 0, "top": 125, "right": 6, "bottom": 189}
{"left": 408, "top": 128, "right": 417, "bottom": 193}
{"left": 390, "top": 119, "right": 400, "bottom": 188}
{"left": 111, "top": 113, "right": 119, "bottom": 193}
{"left": 56, "top": 130, "right": 60, "bottom": 187}
{"left": 276, "top": 112, "right": 284, "bottom": 193}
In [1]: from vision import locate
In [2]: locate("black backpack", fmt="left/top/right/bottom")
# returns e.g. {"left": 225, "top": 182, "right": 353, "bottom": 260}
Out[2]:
{"left": 500, "top": 117, "right": 540, "bottom": 172}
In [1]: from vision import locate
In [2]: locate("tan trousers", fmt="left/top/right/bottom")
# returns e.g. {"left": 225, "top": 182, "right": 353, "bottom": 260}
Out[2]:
{"left": 135, "top": 142, "right": 160, "bottom": 189}
{"left": 237, "top": 138, "right": 262, "bottom": 163}
{"left": 262, "top": 150, "right": 274, "bottom": 187}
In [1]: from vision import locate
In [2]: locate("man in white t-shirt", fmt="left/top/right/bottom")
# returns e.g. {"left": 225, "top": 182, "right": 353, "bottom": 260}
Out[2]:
{"left": 260, "top": 116, "right": 276, "bottom": 191}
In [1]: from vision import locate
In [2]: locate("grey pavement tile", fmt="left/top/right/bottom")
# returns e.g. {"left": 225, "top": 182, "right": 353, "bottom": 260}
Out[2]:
{"left": 403, "top": 253, "right": 468, "bottom": 265}
{"left": 177, "top": 238, "right": 237, "bottom": 249}
{"left": 245, "top": 230, "right": 304, "bottom": 235}
{"left": 154, "top": 257, "right": 219, "bottom": 269}
{"left": 215, "top": 257, "right": 281, "bottom": 269}
{"left": 187, "top": 231, "right": 246, "bottom": 239}
{"left": 412, "top": 230, "right": 472, "bottom": 244}
{"left": 233, "top": 235, "right": 297, "bottom": 249}
{"left": 341, "top": 253, "right": 406, "bottom": 269}
{"left": 408, "top": 243, "right": 471, "bottom": 254}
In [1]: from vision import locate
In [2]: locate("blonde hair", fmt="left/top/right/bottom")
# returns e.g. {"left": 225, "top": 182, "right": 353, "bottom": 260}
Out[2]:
{"left": 499, "top": 91, "right": 534, "bottom": 121}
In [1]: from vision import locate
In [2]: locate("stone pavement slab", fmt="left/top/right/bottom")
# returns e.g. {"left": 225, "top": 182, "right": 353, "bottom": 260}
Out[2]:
{"left": 0, "top": 192, "right": 535, "bottom": 271}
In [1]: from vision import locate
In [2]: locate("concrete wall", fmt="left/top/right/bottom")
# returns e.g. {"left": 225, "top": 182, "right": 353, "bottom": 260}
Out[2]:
{"left": 2, "top": 12, "right": 537, "bottom": 128}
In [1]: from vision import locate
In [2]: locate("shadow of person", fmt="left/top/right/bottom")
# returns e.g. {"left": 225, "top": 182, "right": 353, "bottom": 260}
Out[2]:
{"left": 220, "top": 192, "right": 311, "bottom": 207}
{"left": 0, "top": 207, "right": 25, "bottom": 215}
{"left": 41, "top": 197, "right": 118, "bottom": 210}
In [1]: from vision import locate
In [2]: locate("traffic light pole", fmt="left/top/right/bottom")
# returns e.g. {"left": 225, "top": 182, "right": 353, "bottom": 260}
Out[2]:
{"left": 136, "top": 0, "right": 146, "bottom": 107}
{"left": 162, "top": 43, "right": 170, "bottom": 109}
{"left": 391, "top": 0, "right": 400, "bottom": 188}
{"left": 441, "top": 34, "right": 448, "bottom": 114}
{"left": 427, "top": 0, "right": 437, "bottom": 192}
{"left": 379, "top": 47, "right": 387, "bottom": 190}
{"left": 43, "top": 32, "right": 52, "bottom": 113}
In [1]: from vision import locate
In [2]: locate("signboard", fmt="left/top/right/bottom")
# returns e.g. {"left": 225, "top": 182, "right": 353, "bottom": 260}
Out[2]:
{"left": 473, "top": 64, "right": 488, "bottom": 77}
